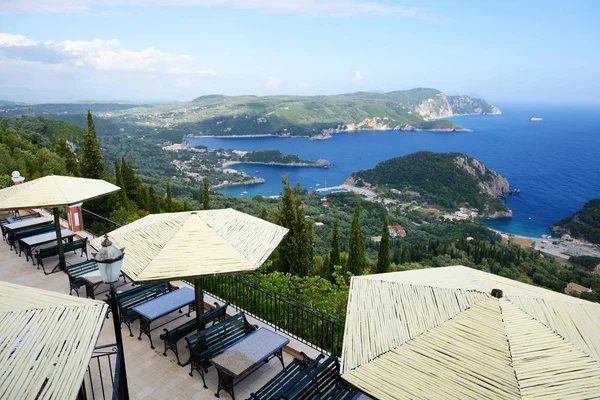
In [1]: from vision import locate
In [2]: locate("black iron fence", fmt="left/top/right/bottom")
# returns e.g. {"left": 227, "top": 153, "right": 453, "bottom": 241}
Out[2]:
{"left": 82, "top": 208, "right": 122, "bottom": 237}
{"left": 203, "top": 274, "right": 346, "bottom": 356}
{"left": 78, "top": 344, "right": 117, "bottom": 400}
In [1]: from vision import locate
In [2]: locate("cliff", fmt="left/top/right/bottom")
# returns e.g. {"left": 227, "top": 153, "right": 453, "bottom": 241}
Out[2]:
{"left": 413, "top": 93, "right": 501, "bottom": 120}
{"left": 552, "top": 199, "right": 600, "bottom": 243}
{"left": 351, "top": 151, "right": 512, "bottom": 219}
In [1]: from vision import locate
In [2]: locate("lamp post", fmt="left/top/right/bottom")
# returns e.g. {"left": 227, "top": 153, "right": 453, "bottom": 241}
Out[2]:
{"left": 92, "top": 234, "right": 129, "bottom": 400}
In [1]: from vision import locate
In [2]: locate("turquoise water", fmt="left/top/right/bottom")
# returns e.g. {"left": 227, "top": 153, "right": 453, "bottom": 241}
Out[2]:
{"left": 187, "top": 104, "right": 600, "bottom": 238}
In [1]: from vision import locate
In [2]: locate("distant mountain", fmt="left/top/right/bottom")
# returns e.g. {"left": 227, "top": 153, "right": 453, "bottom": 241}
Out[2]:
{"left": 350, "top": 151, "right": 511, "bottom": 218}
{"left": 552, "top": 200, "right": 600, "bottom": 243}
{"left": 184, "top": 88, "right": 500, "bottom": 137}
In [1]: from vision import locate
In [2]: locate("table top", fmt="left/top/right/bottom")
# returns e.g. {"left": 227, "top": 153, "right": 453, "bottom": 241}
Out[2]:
{"left": 20, "top": 229, "right": 75, "bottom": 246}
{"left": 211, "top": 328, "right": 289, "bottom": 378}
{"left": 4, "top": 216, "right": 54, "bottom": 231}
{"left": 132, "top": 287, "right": 195, "bottom": 321}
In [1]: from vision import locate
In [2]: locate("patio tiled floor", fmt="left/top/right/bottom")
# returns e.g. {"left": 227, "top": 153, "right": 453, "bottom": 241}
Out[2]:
{"left": 0, "top": 239, "right": 296, "bottom": 400}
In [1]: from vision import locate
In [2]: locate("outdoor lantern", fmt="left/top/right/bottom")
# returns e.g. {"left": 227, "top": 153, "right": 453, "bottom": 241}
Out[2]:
{"left": 92, "top": 234, "right": 124, "bottom": 284}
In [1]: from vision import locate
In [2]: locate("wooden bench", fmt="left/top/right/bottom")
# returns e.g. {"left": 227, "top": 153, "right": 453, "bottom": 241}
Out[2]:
{"left": 159, "top": 302, "right": 229, "bottom": 365}
{"left": 13, "top": 224, "right": 56, "bottom": 255}
{"left": 281, "top": 354, "right": 359, "bottom": 400}
{"left": 115, "top": 282, "right": 175, "bottom": 336}
{"left": 185, "top": 312, "right": 257, "bottom": 388}
{"left": 35, "top": 237, "right": 88, "bottom": 274}
{"left": 1, "top": 212, "right": 40, "bottom": 241}
{"left": 249, "top": 353, "right": 324, "bottom": 400}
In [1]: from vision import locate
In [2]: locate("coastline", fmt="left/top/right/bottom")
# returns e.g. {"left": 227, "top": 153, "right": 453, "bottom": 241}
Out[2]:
{"left": 222, "top": 160, "right": 331, "bottom": 168}
{"left": 211, "top": 177, "right": 266, "bottom": 189}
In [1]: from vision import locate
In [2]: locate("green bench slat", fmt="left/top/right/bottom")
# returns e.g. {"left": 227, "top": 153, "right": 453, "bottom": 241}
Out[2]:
{"left": 115, "top": 282, "right": 174, "bottom": 336}
{"left": 281, "top": 355, "right": 359, "bottom": 400}
{"left": 185, "top": 312, "right": 256, "bottom": 388}
{"left": 159, "top": 302, "right": 229, "bottom": 365}
{"left": 65, "top": 260, "right": 98, "bottom": 296}
{"left": 35, "top": 237, "right": 88, "bottom": 273}
{"left": 249, "top": 354, "right": 325, "bottom": 400}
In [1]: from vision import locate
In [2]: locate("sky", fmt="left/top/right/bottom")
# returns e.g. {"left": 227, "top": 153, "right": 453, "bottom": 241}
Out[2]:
{"left": 0, "top": 0, "right": 599, "bottom": 103}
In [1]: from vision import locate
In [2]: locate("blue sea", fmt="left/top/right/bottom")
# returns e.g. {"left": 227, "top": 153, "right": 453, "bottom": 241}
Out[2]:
{"left": 187, "top": 104, "right": 600, "bottom": 238}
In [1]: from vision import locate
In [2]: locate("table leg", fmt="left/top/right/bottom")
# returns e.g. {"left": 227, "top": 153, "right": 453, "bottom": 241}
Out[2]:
{"left": 274, "top": 348, "right": 285, "bottom": 368}
{"left": 215, "top": 367, "right": 235, "bottom": 400}
{"left": 138, "top": 317, "right": 154, "bottom": 349}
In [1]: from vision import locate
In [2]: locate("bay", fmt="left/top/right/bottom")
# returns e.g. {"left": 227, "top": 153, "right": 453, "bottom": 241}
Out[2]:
{"left": 187, "top": 103, "right": 600, "bottom": 238}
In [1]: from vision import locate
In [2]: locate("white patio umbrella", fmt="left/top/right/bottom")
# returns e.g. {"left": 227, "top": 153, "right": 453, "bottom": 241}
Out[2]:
{"left": 0, "top": 280, "right": 108, "bottom": 399}
{"left": 341, "top": 265, "right": 600, "bottom": 400}
{"left": 0, "top": 175, "right": 120, "bottom": 273}
{"left": 90, "top": 209, "right": 288, "bottom": 330}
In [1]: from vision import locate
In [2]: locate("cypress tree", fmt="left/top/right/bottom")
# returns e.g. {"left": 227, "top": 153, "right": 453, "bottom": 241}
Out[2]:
{"left": 120, "top": 156, "right": 140, "bottom": 204}
{"left": 203, "top": 177, "right": 211, "bottom": 210}
{"left": 277, "top": 177, "right": 313, "bottom": 276}
{"left": 148, "top": 186, "right": 161, "bottom": 213}
{"left": 165, "top": 182, "right": 173, "bottom": 212}
{"left": 114, "top": 158, "right": 128, "bottom": 208}
{"left": 328, "top": 209, "right": 341, "bottom": 278}
{"left": 347, "top": 198, "right": 366, "bottom": 276}
{"left": 80, "top": 111, "right": 104, "bottom": 179}
{"left": 376, "top": 214, "right": 391, "bottom": 274}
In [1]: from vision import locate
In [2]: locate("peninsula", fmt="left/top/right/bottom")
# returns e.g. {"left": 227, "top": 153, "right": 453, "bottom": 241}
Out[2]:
{"left": 349, "top": 151, "right": 512, "bottom": 219}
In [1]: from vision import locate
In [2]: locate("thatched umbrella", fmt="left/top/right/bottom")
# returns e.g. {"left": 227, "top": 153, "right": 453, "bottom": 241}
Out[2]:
{"left": 0, "top": 175, "right": 120, "bottom": 273}
{"left": 0, "top": 280, "right": 108, "bottom": 399}
{"left": 89, "top": 209, "right": 287, "bottom": 330}
{"left": 341, "top": 265, "right": 600, "bottom": 399}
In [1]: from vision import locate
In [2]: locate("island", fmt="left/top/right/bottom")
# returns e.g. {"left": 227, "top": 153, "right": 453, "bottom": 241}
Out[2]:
{"left": 348, "top": 151, "right": 513, "bottom": 219}
{"left": 552, "top": 199, "right": 600, "bottom": 243}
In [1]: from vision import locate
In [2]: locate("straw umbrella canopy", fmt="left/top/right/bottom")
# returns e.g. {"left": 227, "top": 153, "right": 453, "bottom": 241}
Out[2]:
{"left": 89, "top": 209, "right": 288, "bottom": 330}
{"left": 0, "top": 281, "right": 108, "bottom": 400}
{"left": 0, "top": 175, "right": 120, "bottom": 273}
{"left": 341, "top": 265, "right": 600, "bottom": 400}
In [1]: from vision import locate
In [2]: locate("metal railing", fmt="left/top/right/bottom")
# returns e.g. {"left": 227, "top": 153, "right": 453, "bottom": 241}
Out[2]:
{"left": 78, "top": 344, "right": 117, "bottom": 400}
{"left": 203, "top": 274, "right": 346, "bottom": 356}
{"left": 81, "top": 208, "right": 122, "bottom": 237}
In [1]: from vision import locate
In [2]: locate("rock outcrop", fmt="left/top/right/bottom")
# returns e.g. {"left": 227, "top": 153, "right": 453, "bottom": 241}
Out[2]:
{"left": 413, "top": 93, "right": 501, "bottom": 120}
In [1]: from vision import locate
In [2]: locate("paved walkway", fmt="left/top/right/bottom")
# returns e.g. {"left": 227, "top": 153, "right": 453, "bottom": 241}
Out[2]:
{"left": 0, "top": 238, "right": 295, "bottom": 400}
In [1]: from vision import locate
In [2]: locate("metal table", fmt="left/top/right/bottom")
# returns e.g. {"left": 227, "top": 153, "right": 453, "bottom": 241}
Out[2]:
{"left": 212, "top": 327, "right": 289, "bottom": 400}
{"left": 132, "top": 287, "right": 195, "bottom": 349}
{"left": 79, "top": 269, "right": 127, "bottom": 299}
{"left": 19, "top": 229, "right": 75, "bottom": 264}
{"left": 4, "top": 216, "right": 54, "bottom": 250}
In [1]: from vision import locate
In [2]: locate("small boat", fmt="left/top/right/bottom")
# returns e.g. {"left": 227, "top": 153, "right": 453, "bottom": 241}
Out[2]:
{"left": 316, "top": 184, "right": 320, "bottom": 186}
{"left": 255, "top": 170, "right": 261, "bottom": 174}
{"left": 241, "top": 190, "right": 248, "bottom": 194}
{"left": 529, "top": 116, "right": 542, "bottom": 121}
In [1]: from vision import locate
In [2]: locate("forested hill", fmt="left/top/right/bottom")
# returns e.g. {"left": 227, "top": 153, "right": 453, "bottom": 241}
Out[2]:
{"left": 0, "top": 117, "right": 81, "bottom": 184}
{"left": 351, "top": 151, "right": 511, "bottom": 218}
{"left": 183, "top": 88, "right": 500, "bottom": 137}
{"left": 552, "top": 199, "right": 600, "bottom": 243}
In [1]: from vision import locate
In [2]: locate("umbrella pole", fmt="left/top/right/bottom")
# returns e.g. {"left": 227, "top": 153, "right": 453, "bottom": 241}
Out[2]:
{"left": 50, "top": 207, "right": 65, "bottom": 274}
{"left": 194, "top": 278, "right": 205, "bottom": 331}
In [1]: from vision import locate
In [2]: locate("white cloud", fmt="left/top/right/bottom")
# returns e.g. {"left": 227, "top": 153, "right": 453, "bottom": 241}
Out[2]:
{"left": 267, "top": 76, "right": 281, "bottom": 88}
{"left": 0, "top": 33, "right": 219, "bottom": 75}
{"left": 0, "top": 0, "right": 445, "bottom": 21}
{"left": 352, "top": 71, "right": 363, "bottom": 82}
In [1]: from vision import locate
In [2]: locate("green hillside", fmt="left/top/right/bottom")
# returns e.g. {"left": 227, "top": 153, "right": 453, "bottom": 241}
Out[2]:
{"left": 352, "top": 151, "right": 510, "bottom": 216}
{"left": 553, "top": 199, "right": 600, "bottom": 243}
{"left": 0, "top": 117, "right": 82, "bottom": 182}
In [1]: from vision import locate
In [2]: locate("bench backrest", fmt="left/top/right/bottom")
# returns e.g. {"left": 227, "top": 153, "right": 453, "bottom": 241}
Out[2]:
{"left": 251, "top": 354, "right": 325, "bottom": 400}
{"left": 14, "top": 224, "right": 55, "bottom": 240}
{"left": 37, "top": 237, "right": 87, "bottom": 258}
{"left": 1, "top": 212, "right": 40, "bottom": 225}
{"left": 66, "top": 260, "right": 98, "bottom": 277}
{"left": 203, "top": 302, "right": 228, "bottom": 325}
{"left": 117, "top": 282, "right": 172, "bottom": 309}
{"left": 281, "top": 355, "right": 344, "bottom": 400}
{"left": 186, "top": 313, "right": 251, "bottom": 360}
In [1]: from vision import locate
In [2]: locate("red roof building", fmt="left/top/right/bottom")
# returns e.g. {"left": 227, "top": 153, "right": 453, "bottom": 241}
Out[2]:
{"left": 388, "top": 225, "right": 406, "bottom": 238}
